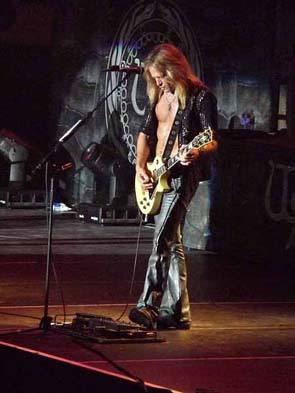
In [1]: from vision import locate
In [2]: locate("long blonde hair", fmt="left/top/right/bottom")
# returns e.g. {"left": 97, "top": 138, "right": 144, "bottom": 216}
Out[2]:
{"left": 144, "top": 43, "right": 204, "bottom": 109}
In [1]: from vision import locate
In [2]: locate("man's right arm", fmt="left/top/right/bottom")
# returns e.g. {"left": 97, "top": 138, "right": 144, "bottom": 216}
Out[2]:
{"left": 136, "top": 132, "right": 153, "bottom": 189}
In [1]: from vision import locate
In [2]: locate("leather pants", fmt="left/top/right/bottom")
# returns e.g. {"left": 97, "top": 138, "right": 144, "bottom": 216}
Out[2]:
{"left": 137, "top": 186, "right": 191, "bottom": 324}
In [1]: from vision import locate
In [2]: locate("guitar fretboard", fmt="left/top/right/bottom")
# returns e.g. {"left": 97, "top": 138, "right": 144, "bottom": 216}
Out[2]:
{"left": 153, "top": 128, "right": 212, "bottom": 180}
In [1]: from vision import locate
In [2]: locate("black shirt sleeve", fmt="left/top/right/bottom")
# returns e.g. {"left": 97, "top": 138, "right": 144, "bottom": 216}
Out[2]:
{"left": 196, "top": 90, "right": 218, "bottom": 132}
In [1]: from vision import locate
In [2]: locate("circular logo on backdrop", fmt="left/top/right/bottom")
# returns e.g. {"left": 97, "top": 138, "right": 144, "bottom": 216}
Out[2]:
{"left": 105, "top": 0, "right": 203, "bottom": 164}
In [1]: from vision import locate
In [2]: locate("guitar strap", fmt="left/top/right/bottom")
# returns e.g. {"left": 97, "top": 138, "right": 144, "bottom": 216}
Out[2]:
{"left": 162, "top": 107, "right": 184, "bottom": 162}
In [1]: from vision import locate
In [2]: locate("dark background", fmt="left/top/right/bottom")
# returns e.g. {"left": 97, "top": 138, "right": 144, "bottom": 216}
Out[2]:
{"left": 1, "top": 0, "right": 292, "bottom": 147}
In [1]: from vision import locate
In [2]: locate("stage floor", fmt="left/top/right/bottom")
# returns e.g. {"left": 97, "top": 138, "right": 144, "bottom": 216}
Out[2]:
{"left": 1, "top": 208, "right": 295, "bottom": 393}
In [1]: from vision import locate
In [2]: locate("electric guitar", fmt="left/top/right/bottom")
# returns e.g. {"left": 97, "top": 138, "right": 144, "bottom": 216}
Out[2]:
{"left": 135, "top": 127, "right": 213, "bottom": 215}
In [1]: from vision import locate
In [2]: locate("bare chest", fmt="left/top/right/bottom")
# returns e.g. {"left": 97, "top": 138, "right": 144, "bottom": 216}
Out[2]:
{"left": 155, "top": 96, "right": 179, "bottom": 157}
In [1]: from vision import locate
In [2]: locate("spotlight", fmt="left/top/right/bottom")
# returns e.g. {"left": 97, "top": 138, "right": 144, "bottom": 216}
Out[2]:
{"left": 81, "top": 142, "right": 135, "bottom": 207}
{"left": 81, "top": 142, "right": 120, "bottom": 177}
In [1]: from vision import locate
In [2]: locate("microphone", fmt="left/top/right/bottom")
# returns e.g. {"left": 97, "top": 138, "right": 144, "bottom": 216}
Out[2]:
{"left": 102, "top": 65, "right": 144, "bottom": 74}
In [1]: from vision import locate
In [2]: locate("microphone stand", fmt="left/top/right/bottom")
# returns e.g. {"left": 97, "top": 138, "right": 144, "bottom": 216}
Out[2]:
{"left": 31, "top": 71, "right": 132, "bottom": 331}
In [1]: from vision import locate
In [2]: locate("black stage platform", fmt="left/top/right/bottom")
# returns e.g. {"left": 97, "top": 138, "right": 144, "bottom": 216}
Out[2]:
{"left": 1, "top": 208, "right": 295, "bottom": 393}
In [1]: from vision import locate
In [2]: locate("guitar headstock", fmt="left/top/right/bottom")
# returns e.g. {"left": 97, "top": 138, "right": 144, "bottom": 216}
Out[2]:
{"left": 192, "top": 127, "right": 213, "bottom": 148}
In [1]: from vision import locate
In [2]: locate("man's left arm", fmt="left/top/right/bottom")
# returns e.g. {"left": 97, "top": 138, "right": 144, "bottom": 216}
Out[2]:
{"left": 197, "top": 90, "right": 218, "bottom": 157}
{"left": 180, "top": 90, "right": 218, "bottom": 165}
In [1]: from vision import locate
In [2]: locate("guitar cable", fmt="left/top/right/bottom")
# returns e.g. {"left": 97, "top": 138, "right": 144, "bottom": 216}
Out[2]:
{"left": 116, "top": 213, "right": 146, "bottom": 322}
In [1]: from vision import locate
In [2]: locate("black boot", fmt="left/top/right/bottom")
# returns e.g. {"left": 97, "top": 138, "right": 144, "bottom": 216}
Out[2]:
{"left": 129, "top": 306, "right": 159, "bottom": 330}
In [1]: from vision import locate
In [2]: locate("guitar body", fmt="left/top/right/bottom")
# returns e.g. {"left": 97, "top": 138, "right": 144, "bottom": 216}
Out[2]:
{"left": 135, "top": 156, "right": 170, "bottom": 215}
{"left": 135, "top": 128, "right": 213, "bottom": 215}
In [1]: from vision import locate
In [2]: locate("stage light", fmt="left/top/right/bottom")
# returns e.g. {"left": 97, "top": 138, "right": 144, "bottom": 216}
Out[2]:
{"left": 81, "top": 142, "right": 135, "bottom": 208}
{"left": 81, "top": 142, "right": 121, "bottom": 177}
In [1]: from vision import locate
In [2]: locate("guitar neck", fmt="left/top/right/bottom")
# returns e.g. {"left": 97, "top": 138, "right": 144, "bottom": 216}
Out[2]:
{"left": 154, "top": 127, "right": 212, "bottom": 180}
{"left": 166, "top": 142, "right": 192, "bottom": 171}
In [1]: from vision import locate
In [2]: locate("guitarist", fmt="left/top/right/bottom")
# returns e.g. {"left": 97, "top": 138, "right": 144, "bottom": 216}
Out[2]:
{"left": 129, "top": 43, "right": 218, "bottom": 330}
